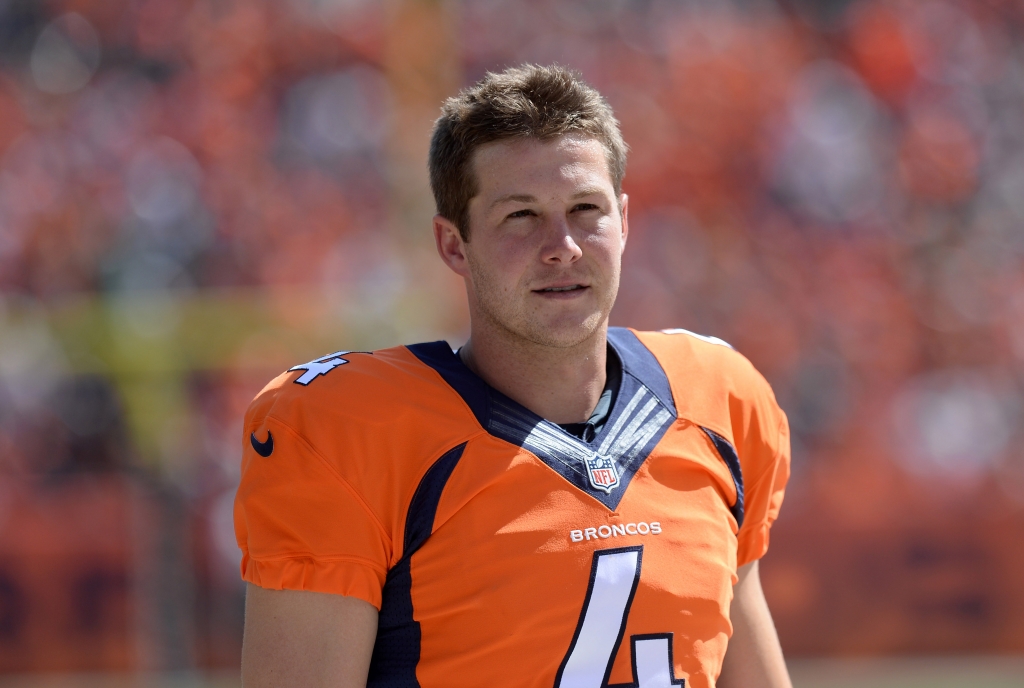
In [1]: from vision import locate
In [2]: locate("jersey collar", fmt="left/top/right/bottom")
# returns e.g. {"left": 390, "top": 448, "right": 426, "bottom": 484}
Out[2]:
{"left": 407, "top": 327, "right": 677, "bottom": 509}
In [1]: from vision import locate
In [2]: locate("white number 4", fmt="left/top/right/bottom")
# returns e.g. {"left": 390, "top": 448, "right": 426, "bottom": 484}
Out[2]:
{"left": 554, "top": 547, "right": 685, "bottom": 688}
{"left": 289, "top": 351, "right": 352, "bottom": 385}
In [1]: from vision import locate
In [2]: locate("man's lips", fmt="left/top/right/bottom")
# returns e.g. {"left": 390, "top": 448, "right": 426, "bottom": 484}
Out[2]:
{"left": 531, "top": 283, "right": 590, "bottom": 298}
{"left": 534, "top": 284, "right": 586, "bottom": 293}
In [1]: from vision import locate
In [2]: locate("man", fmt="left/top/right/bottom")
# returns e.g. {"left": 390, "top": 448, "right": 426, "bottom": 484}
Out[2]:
{"left": 236, "top": 65, "right": 792, "bottom": 688}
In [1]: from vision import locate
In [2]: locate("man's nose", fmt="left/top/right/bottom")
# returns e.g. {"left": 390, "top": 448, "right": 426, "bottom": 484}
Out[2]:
{"left": 540, "top": 217, "right": 583, "bottom": 264}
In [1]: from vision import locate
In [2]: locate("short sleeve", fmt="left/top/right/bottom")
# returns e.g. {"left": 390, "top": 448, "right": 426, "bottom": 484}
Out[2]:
{"left": 234, "top": 413, "right": 392, "bottom": 609}
{"left": 734, "top": 383, "right": 791, "bottom": 568}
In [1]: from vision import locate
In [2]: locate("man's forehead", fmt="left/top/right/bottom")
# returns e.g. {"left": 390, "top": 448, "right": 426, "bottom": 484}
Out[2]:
{"left": 470, "top": 134, "right": 613, "bottom": 194}
{"left": 473, "top": 134, "right": 605, "bottom": 166}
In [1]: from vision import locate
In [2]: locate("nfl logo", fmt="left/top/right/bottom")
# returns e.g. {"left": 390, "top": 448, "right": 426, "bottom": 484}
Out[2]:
{"left": 585, "top": 453, "right": 620, "bottom": 493}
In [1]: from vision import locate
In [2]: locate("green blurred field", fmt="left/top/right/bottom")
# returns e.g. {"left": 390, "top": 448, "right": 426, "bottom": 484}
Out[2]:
{"left": 1, "top": 657, "right": 1023, "bottom": 688}
{"left": 788, "top": 656, "right": 1024, "bottom": 688}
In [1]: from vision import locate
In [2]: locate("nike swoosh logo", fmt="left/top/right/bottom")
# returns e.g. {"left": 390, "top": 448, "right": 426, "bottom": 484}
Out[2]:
{"left": 250, "top": 431, "right": 274, "bottom": 457}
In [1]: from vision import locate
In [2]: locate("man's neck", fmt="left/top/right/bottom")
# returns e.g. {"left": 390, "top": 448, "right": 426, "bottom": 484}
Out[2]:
{"left": 459, "top": 325, "right": 608, "bottom": 425}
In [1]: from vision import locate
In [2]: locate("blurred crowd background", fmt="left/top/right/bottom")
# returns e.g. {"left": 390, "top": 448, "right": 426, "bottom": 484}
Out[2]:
{"left": 0, "top": 0, "right": 1023, "bottom": 681}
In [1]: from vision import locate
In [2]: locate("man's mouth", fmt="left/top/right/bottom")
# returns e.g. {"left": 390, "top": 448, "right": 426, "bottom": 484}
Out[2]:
{"left": 536, "top": 285, "right": 585, "bottom": 292}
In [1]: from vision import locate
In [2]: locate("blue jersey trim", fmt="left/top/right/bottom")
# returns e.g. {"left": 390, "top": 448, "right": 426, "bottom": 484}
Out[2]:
{"left": 700, "top": 428, "right": 745, "bottom": 528}
{"left": 407, "top": 342, "right": 491, "bottom": 427}
{"left": 406, "top": 328, "right": 677, "bottom": 510}
{"left": 607, "top": 328, "right": 676, "bottom": 413}
{"left": 367, "top": 442, "right": 467, "bottom": 687}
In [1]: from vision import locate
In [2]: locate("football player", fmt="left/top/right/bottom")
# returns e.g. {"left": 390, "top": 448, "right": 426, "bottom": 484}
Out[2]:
{"left": 236, "top": 65, "right": 792, "bottom": 688}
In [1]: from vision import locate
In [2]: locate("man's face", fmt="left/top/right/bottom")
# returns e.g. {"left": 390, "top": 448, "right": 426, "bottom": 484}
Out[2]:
{"left": 455, "top": 134, "right": 628, "bottom": 349}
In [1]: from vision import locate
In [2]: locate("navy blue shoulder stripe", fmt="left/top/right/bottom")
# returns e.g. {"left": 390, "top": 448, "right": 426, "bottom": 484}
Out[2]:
{"left": 607, "top": 327, "right": 676, "bottom": 414}
{"left": 700, "top": 427, "right": 745, "bottom": 528}
{"left": 407, "top": 342, "right": 490, "bottom": 428}
{"left": 402, "top": 442, "right": 467, "bottom": 555}
{"left": 367, "top": 442, "right": 467, "bottom": 688}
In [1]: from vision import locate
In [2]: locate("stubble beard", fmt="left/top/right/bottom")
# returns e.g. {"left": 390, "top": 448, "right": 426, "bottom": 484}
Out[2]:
{"left": 466, "top": 257, "right": 619, "bottom": 351}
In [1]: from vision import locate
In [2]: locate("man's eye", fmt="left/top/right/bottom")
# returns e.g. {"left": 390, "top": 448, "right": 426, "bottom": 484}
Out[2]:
{"left": 507, "top": 209, "right": 535, "bottom": 219}
{"left": 572, "top": 203, "right": 599, "bottom": 212}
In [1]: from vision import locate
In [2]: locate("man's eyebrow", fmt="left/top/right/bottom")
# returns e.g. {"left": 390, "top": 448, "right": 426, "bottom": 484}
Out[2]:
{"left": 570, "top": 188, "right": 606, "bottom": 200}
{"left": 489, "top": 193, "right": 536, "bottom": 210}
{"left": 488, "top": 188, "right": 607, "bottom": 210}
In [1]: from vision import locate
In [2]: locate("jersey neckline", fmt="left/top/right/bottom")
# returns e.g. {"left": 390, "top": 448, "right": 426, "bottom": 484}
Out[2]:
{"left": 407, "top": 327, "right": 678, "bottom": 510}
{"left": 557, "top": 343, "right": 621, "bottom": 442}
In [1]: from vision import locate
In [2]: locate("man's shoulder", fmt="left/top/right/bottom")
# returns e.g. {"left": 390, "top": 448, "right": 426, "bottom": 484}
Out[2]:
{"left": 243, "top": 342, "right": 475, "bottom": 441}
{"left": 624, "top": 327, "right": 758, "bottom": 385}
{"left": 625, "top": 327, "right": 779, "bottom": 437}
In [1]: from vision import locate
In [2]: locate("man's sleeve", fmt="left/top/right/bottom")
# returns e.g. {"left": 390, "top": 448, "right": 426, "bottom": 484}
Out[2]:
{"left": 734, "top": 377, "right": 791, "bottom": 568}
{"left": 234, "top": 410, "right": 392, "bottom": 609}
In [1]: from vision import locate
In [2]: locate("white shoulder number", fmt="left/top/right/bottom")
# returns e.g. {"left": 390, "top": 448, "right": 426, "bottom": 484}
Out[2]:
{"left": 660, "top": 328, "right": 733, "bottom": 350}
{"left": 555, "top": 547, "right": 685, "bottom": 688}
{"left": 289, "top": 351, "right": 351, "bottom": 385}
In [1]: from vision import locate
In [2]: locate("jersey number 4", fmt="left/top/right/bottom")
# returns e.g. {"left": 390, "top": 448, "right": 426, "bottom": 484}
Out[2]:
{"left": 554, "top": 546, "right": 685, "bottom": 688}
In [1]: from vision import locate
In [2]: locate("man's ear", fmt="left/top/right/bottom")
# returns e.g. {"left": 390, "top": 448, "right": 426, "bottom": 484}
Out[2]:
{"left": 619, "top": 194, "right": 629, "bottom": 251}
{"left": 433, "top": 214, "right": 470, "bottom": 277}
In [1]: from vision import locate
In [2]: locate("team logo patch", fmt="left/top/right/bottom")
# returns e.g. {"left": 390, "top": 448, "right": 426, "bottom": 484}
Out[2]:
{"left": 585, "top": 453, "right": 619, "bottom": 493}
{"left": 250, "top": 430, "right": 274, "bottom": 457}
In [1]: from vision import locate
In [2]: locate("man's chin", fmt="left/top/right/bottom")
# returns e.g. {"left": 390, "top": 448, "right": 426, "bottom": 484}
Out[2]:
{"left": 517, "top": 314, "right": 607, "bottom": 349}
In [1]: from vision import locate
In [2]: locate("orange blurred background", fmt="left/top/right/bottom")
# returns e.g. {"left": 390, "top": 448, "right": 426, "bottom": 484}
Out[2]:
{"left": 1, "top": 0, "right": 1023, "bottom": 682}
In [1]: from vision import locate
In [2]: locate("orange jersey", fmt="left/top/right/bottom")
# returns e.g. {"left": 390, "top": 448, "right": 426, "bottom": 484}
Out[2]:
{"left": 235, "top": 327, "right": 790, "bottom": 688}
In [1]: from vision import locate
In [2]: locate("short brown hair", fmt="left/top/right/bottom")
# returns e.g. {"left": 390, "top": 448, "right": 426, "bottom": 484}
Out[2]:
{"left": 429, "top": 64, "right": 628, "bottom": 241}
